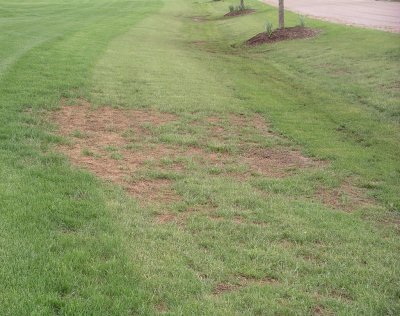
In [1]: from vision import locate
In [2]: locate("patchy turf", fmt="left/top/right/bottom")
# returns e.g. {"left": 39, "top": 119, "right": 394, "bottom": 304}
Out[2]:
{"left": 53, "top": 99, "right": 331, "bottom": 208}
{"left": 1, "top": 0, "right": 399, "bottom": 314}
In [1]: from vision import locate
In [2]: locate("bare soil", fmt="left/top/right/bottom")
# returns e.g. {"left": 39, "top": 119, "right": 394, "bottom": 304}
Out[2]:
{"left": 246, "top": 26, "right": 319, "bottom": 46}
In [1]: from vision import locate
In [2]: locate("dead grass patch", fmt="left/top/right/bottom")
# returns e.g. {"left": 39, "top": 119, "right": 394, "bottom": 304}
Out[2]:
{"left": 206, "top": 113, "right": 273, "bottom": 140}
{"left": 155, "top": 213, "right": 178, "bottom": 224}
{"left": 316, "top": 182, "right": 375, "bottom": 211}
{"left": 53, "top": 99, "right": 179, "bottom": 203}
{"left": 244, "top": 148, "right": 324, "bottom": 178}
{"left": 213, "top": 274, "right": 278, "bottom": 295}
{"left": 228, "top": 113, "right": 272, "bottom": 136}
{"left": 127, "top": 179, "right": 181, "bottom": 204}
{"left": 213, "top": 283, "right": 240, "bottom": 294}
{"left": 206, "top": 116, "right": 221, "bottom": 124}
{"left": 155, "top": 302, "right": 168, "bottom": 313}
{"left": 312, "top": 305, "right": 334, "bottom": 316}
{"left": 206, "top": 113, "right": 323, "bottom": 177}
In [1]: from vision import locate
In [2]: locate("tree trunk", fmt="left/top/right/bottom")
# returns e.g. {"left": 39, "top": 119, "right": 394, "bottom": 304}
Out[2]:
{"left": 240, "top": 0, "right": 244, "bottom": 9}
{"left": 279, "top": 0, "right": 284, "bottom": 29}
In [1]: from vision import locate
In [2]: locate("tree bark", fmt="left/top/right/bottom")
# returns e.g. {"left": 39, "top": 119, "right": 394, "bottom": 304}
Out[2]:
{"left": 279, "top": 0, "right": 284, "bottom": 29}
{"left": 240, "top": 0, "right": 244, "bottom": 9}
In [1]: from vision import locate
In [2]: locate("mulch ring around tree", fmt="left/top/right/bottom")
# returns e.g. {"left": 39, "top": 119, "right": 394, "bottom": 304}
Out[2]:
{"left": 246, "top": 26, "right": 320, "bottom": 46}
{"left": 224, "top": 9, "right": 255, "bottom": 17}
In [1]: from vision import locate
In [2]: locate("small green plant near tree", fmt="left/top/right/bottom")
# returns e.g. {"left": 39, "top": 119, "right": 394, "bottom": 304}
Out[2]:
{"left": 229, "top": 5, "right": 235, "bottom": 12}
{"left": 299, "top": 15, "right": 306, "bottom": 27}
{"left": 265, "top": 20, "right": 273, "bottom": 36}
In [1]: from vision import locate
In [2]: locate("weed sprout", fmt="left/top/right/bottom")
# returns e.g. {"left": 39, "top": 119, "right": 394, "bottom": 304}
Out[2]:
{"left": 265, "top": 20, "right": 273, "bottom": 36}
{"left": 299, "top": 15, "right": 306, "bottom": 27}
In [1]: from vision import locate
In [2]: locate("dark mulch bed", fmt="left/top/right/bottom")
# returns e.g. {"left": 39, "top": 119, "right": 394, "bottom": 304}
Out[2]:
{"left": 224, "top": 9, "right": 255, "bottom": 17}
{"left": 246, "top": 26, "right": 320, "bottom": 46}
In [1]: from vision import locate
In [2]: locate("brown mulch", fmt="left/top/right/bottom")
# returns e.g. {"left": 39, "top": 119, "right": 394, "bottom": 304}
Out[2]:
{"left": 246, "top": 26, "right": 320, "bottom": 46}
{"left": 224, "top": 9, "right": 255, "bottom": 17}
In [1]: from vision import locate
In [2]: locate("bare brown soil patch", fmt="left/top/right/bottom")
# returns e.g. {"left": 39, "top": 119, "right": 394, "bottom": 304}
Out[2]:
{"left": 316, "top": 182, "right": 375, "bottom": 211}
{"left": 252, "top": 114, "right": 273, "bottom": 136}
{"left": 228, "top": 113, "right": 248, "bottom": 128}
{"left": 213, "top": 283, "right": 240, "bottom": 294}
{"left": 244, "top": 148, "right": 324, "bottom": 178}
{"left": 206, "top": 113, "right": 321, "bottom": 178}
{"left": 312, "top": 305, "right": 334, "bottom": 316}
{"left": 155, "top": 213, "right": 178, "bottom": 224}
{"left": 205, "top": 116, "right": 221, "bottom": 124}
{"left": 246, "top": 26, "right": 320, "bottom": 46}
{"left": 213, "top": 275, "right": 278, "bottom": 295}
{"left": 155, "top": 302, "right": 168, "bottom": 313}
{"left": 210, "top": 113, "right": 273, "bottom": 142}
{"left": 53, "top": 99, "right": 180, "bottom": 203}
{"left": 224, "top": 9, "right": 255, "bottom": 17}
{"left": 127, "top": 179, "right": 180, "bottom": 204}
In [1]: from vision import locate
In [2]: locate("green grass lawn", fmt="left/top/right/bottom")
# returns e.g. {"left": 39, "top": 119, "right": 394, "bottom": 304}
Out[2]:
{"left": 0, "top": 0, "right": 399, "bottom": 314}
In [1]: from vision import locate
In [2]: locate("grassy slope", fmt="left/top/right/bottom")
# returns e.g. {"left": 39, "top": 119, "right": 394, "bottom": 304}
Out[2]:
{"left": 0, "top": 0, "right": 162, "bottom": 313}
{"left": 0, "top": 0, "right": 399, "bottom": 314}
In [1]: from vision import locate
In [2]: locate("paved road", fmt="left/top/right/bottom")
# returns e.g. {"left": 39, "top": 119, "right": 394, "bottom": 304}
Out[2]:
{"left": 262, "top": 0, "right": 400, "bottom": 32}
